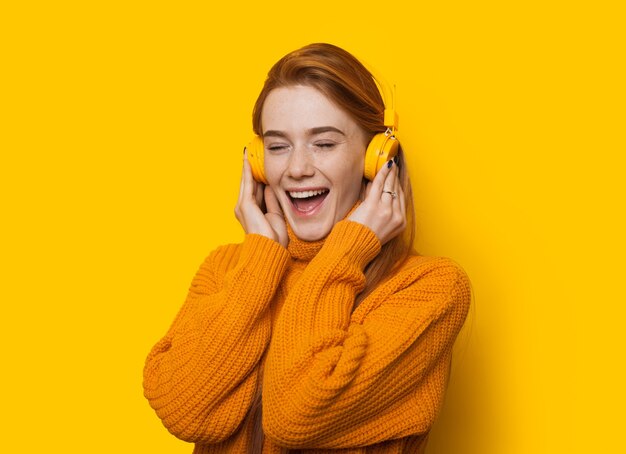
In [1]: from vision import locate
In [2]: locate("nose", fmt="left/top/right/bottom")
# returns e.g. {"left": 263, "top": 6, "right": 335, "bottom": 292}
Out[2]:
{"left": 285, "top": 145, "right": 315, "bottom": 179}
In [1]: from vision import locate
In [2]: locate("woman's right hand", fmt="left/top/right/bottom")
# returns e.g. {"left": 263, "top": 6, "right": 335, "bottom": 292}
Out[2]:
{"left": 235, "top": 150, "right": 288, "bottom": 248}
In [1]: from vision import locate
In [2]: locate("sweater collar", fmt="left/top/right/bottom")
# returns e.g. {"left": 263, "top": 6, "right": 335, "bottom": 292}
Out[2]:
{"left": 286, "top": 225, "right": 325, "bottom": 261}
{"left": 286, "top": 201, "right": 361, "bottom": 262}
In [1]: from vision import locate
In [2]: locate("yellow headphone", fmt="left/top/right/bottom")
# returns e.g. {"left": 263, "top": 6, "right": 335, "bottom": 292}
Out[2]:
{"left": 246, "top": 75, "right": 400, "bottom": 184}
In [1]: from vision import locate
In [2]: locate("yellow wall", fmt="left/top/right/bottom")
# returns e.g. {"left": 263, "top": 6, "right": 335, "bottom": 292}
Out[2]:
{"left": 2, "top": 1, "right": 623, "bottom": 452}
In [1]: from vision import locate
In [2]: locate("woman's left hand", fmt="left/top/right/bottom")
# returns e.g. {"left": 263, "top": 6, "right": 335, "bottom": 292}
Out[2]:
{"left": 348, "top": 159, "right": 406, "bottom": 246}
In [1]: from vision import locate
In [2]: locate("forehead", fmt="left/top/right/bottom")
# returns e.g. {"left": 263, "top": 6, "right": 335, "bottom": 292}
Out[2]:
{"left": 261, "top": 85, "right": 357, "bottom": 134}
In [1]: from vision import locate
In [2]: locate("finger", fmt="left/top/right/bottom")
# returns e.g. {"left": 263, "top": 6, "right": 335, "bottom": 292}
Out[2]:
{"left": 369, "top": 159, "right": 393, "bottom": 197}
{"left": 397, "top": 184, "right": 406, "bottom": 215}
{"left": 392, "top": 165, "right": 402, "bottom": 207}
{"left": 264, "top": 186, "right": 283, "bottom": 216}
{"left": 238, "top": 156, "right": 246, "bottom": 202}
{"left": 392, "top": 161, "right": 400, "bottom": 191}
{"left": 242, "top": 152, "right": 257, "bottom": 201}
{"left": 380, "top": 161, "right": 398, "bottom": 202}
{"left": 383, "top": 161, "right": 398, "bottom": 196}
{"left": 255, "top": 182, "right": 265, "bottom": 208}
{"left": 392, "top": 184, "right": 406, "bottom": 238}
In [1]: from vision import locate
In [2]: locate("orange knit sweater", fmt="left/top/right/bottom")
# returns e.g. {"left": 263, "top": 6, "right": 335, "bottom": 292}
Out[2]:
{"left": 143, "top": 220, "right": 471, "bottom": 453}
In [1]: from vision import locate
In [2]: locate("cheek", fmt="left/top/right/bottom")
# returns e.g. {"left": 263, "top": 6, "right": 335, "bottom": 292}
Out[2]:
{"left": 348, "top": 162, "right": 364, "bottom": 185}
{"left": 263, "top": 156, "right": 283, "bottom": 186}
{"left": 335, "top": 155, "right": 364, "bottom": 196}
{"left": 349, "top": 151, "right": 365, "bottom": 183}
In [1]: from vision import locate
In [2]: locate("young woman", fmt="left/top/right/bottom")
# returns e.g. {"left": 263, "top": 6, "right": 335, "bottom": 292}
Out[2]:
{"left": 143, "top": 43, "right": 471, "bottom": 454}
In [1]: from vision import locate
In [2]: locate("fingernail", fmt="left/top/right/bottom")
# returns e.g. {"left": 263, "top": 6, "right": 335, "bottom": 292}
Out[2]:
{"left": 387, "top": 160, "right": 393, "bottom": 169}
{"left": 393, "top": 156, "right": 398, "bottom": 164}
{"left": 243, "top": 146, "right": 247, "bottom": 154}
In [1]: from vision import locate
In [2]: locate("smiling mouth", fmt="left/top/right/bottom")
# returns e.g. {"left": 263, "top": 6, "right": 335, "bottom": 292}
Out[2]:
{"left": 287, "top": 189, "right": 329, "bottom": 214}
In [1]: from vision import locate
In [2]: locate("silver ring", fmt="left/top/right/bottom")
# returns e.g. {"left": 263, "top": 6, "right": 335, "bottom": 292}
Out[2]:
{"left": 382, "top": 190, "right": 397, "bottom": 199}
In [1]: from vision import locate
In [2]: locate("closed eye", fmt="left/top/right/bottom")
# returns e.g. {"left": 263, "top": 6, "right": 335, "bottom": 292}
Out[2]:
{"left": 315, "top": 142, "right": 336, "bottom": 149}
{"left": 267, "top": 144, "right": 289, "bottom": 152}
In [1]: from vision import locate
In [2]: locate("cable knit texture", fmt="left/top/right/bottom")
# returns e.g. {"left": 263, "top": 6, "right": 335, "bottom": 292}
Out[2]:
{"left": 143, "top": 220, "right": 471, "bottom": 453}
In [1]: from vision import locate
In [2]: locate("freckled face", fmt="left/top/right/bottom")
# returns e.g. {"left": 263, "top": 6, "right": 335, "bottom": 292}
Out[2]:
{"left": 262, "top": 85, "right": 368, "bottom": 241}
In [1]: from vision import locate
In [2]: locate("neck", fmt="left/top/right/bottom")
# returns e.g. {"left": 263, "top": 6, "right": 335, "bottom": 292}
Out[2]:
{"left": 286, "top": 200, "right": 362, "bottom": 261}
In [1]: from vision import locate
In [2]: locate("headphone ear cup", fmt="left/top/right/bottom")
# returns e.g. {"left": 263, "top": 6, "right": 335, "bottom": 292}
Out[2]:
{"left": 363, "top": 133, "right": 400, "bottom": 181}
{"left": 246, "top": 136, "right": 268, "bottom": 184}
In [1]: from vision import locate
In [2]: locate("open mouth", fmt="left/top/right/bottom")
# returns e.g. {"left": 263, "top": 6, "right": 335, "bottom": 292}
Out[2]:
{"left": 287, "top": 189, "right": 329, "bottom": 214}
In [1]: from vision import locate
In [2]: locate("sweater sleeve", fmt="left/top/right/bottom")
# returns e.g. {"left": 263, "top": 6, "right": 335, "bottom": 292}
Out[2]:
{"left": 262, "top": 220, "right": 471, "bottom": 449}
{"left": 143, "top": 234, "right": 290, "bottom": 444}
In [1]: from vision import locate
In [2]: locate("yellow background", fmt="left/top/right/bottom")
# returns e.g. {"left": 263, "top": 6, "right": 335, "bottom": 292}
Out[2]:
{"left": 1, "top": 1, "right": 624, "bottom": 452}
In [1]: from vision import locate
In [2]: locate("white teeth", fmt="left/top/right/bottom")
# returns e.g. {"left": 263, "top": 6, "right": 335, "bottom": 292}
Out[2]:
{"left": 288, "top": 189, "right": 328, "bottom": 199}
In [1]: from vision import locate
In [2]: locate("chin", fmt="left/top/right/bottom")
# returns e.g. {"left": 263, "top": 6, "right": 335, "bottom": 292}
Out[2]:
{"left": 289, "top": 219, "right": 334, "bottom": 242}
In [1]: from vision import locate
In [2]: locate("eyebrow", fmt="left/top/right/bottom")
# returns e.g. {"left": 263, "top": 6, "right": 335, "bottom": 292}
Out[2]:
{"left": 263, "top": 126, "right": 346, "bottom": 138}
